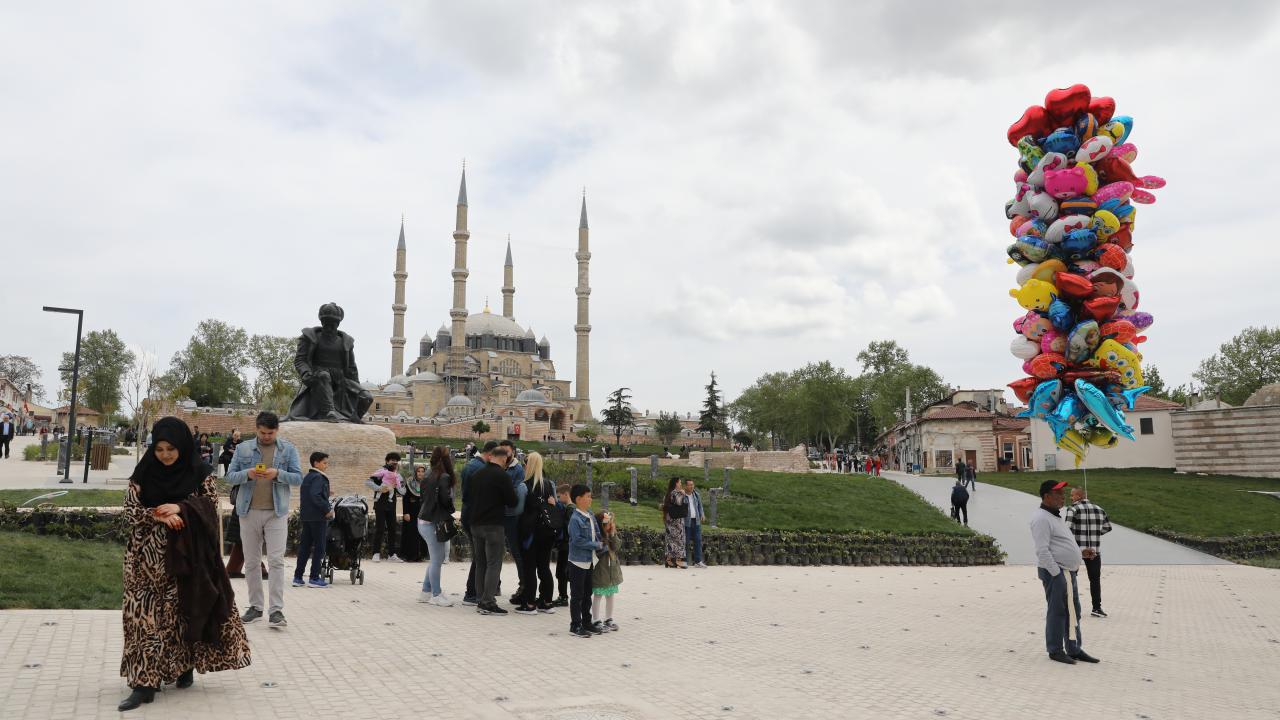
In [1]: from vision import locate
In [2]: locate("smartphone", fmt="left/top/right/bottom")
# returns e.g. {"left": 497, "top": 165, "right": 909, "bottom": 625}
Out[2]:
{"left": 255, "top": 463, "right": 266, "bottom": 473}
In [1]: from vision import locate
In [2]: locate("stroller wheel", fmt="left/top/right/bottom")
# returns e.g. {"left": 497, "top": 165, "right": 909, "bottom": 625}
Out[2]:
{"left": 357, "top": 569, "right": 365, "bottom": 585}
{"left": 350, "top": 569, "right": 357, "bottom": 585}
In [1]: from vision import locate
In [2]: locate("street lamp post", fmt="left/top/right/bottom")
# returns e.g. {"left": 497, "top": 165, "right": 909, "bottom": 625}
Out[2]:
{"left": 43, "top": 306, "right": 83, "bottom": 483}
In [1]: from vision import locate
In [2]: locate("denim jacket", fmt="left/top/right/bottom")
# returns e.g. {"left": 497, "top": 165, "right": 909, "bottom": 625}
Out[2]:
{"left": 567, "top": 508, "right": 604, "bottom": 564}
{"left": 226, "top": 438, "right": 303, "bottom": 518}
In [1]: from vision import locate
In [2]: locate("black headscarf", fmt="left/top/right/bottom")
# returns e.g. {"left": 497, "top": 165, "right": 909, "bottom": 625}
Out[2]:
{"left": 131, "top": 416, "right": 210, "bottom": 508}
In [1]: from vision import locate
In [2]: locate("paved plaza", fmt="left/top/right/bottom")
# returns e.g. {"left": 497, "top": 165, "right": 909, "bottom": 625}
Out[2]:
{"left": 2, "top": 559, "right": 1279, "bottom": 719}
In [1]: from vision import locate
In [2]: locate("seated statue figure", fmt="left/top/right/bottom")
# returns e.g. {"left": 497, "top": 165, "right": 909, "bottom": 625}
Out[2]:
{"left": 285, "top": 303, "right": 373, "bottom": 423}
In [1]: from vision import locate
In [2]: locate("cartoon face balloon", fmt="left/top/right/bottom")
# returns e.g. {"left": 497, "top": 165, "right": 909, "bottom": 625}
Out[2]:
{"left": 1092, "top": 339, "right": 1144, "bottom": 389}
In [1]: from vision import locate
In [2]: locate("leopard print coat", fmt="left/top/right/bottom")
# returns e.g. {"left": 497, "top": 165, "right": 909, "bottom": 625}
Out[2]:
{"left": 120, "top": 476, "right": 251, "bottom": 688}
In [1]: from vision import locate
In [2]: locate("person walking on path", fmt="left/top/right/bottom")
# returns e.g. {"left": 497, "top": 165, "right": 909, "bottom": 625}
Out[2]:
{"left": 226, "top": 411, "right": 302, "bottom": 630}
{"left": 366, "top": 452, "right": 403, "bottom": 562}
{"left": 955, "top": 458, "right": 966, "bottom": 484}
{"left": 460, "top": 441, "right": 497, "bottom": 605}
{"left": 683, "top": 479, "right": 707, "bottom": 568}
{"left": 951, "top": 479, "right": 970, "bottom": 525}
{"left": 1030, "top": 479, "right": 1099, "bottom": 665}
{"left": 591, "top": 510, "right": 623, "bottom": 632}
{"left": 118, "top": 417, "right": 251, "bottom": 712}
{"left": 0, "top": 414, "right": 14, "bottom": 458}
{"left": 293, "top": 453, "right": 333, "bottom": 589}
{"left": 398, "top": 465, "right": 427, "bottom": 562}
{"left": 517, "top": 452, "right": 557, "bottom": 613}
{"left": 661, "top": 477, "right": 688, "bottom": 568}
{"left": 1065, "top": 487, "right": 1113, "bottom": 618}
{"left": 964, "top": 462, "right": 977, "bottom": 492}
{"left": 470, "top": 445, "right": 517, "bottom": 615}
{"left": 416, "top": 446, "right": 458, "bottom": 606}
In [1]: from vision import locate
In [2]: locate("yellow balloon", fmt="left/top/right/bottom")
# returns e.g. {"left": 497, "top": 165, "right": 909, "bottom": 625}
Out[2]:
{"left": 1057, "top": 429, "right": 1089, "bottom": 468}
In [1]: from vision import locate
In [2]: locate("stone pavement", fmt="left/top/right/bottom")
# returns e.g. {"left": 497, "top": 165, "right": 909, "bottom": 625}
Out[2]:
{"left": 0, "top": 435, "right": 136, "bottom": 491}
{"left": 883, "top": 470, "right": 1230, "bottom": 565}
{"left": 3, "top": 560, "right": 1279, "bottom": 719}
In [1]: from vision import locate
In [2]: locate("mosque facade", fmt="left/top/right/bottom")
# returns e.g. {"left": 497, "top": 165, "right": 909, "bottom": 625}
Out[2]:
{"left": 364, "top": 169, "right": 594, "bottom": 438}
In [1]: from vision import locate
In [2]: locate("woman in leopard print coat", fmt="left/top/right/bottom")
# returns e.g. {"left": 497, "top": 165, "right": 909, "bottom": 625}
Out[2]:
{"left": 118, "top": 417, "right": 251, "bottom": 712}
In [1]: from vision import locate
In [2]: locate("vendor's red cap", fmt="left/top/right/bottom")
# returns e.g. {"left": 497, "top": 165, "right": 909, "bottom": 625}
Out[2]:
{"left": 1038, "top": 480, "right": 1069, "bottom": 496}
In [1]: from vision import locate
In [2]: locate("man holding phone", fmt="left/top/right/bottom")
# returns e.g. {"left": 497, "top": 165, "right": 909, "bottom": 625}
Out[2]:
{"left": 226, "top": 412, "right": 303, "bottom": 629}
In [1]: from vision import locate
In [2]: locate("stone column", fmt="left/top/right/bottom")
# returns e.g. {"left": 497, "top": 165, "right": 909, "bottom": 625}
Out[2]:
{"left": 390, "top": 218, "right": 408, "bottom": 378}
{"left": 573, "top": 195, "right": 593, "bottom": 419}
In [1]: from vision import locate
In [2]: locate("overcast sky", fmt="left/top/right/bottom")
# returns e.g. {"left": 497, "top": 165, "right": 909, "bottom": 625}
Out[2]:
{"left": 4, "top": 1, "right": 1280, "bottom": 415}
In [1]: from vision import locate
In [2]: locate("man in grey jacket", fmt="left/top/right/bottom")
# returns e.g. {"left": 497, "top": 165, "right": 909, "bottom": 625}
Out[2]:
{"left": 1030, "top": 479, "right": 1099, "bottom": 665}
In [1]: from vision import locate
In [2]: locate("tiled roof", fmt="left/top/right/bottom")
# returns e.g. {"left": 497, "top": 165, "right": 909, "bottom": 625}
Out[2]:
{"left": 994, "top": 416, "right": 1030, "bottom": 431}
{"left": 923, "top": 406, "right": 993, "bottom": 420}
{"left": 1134, "top": 395, "right": 1183, "bottom": 411}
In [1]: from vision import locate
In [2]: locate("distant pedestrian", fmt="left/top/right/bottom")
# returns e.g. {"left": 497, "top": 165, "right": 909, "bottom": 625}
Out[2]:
{"left": 661, "top": 477, "right": 688, "bottom": 568}
{"left": 398, "top": 465, "right": 427, "bottom": 562}
{"left": 1065, "top": 488, "right": 1112, "bottom": 618}
{"left": 39, "top": 426, "right": 49, "bottom": 460}
{"left": 197, "top": 433, "right": 214, "bottom": 466}
{"left": 951, "top": 480, "right": 969, "bottom": 525}
{"left": 683, "top": 478, "right": 707, "bottom": 568}
{"left": 293, "top": 453, "right": 333, "bottom": 589}
{"left": 874, "top": 458, "right": 881, "bottom": 476}
{"left": 1030, "top": 480, "right": 1099, "bottom": 665}
{"left": 964, "top": 462, "right": 977, "bottom": 492}
{"left": 218, "top": 430, "right": 241, "bottom": 477}
{"left": 0, "top": 415, "right": 14, "bottom": 458}
{"left": 955, "top": 458, "right": 966, "bottom": 483}
{"left": 366, "top": 452, "right": 403, "bottom": 562}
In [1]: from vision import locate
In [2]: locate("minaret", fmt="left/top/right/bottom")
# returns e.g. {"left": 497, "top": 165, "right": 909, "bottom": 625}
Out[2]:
{"left": 448, "top": 167, "right": 470, "bottom": 386}
{"left": 390, "top": 216, "right": 408, "bottom": 378}
{"left": 502, "top": 236, "right": 515, "bottom": 319}
{"left": 573, "top": 193, "right": 594, "bottom": 419}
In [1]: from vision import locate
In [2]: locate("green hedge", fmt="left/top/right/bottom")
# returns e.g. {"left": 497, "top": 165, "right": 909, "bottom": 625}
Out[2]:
{"left": 23, "top": 442, "right": 84, "bottom": 461}
{"left": 1147, "top": 528, "right": 1280, "bottom": 560}
{"left": 0, "top": 504, "right": 1002, "bottom": 567}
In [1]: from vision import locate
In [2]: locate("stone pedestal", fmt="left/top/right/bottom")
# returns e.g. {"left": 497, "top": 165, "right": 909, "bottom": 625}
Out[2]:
{"left": 279, "top": 421, "right": 399, "bottom": 504}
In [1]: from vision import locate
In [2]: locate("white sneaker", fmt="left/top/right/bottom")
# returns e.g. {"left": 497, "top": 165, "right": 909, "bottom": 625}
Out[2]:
{"left": 430, "top": 595, "right": 455, "bottom": 607}
{"left": 389, "top": 555, "right": 404, "bottom": 563}
{"left": 372, "top": 553, "right": 382, "bottom": 562}
{"left": 418, "top": 591, "right": 432, "bottom": 603}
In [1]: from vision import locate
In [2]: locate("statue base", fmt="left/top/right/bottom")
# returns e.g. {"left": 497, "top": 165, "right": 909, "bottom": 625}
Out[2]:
{"left": 279, "top": 421, "right": 398, "bottom": 505}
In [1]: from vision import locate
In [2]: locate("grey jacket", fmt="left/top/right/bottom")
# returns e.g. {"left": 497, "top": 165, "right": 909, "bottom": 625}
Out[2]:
{"left": 1030, "top": 506, "right": 1081, "bottom": 576}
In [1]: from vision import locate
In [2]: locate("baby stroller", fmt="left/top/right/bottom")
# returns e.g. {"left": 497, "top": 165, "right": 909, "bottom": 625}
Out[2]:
{"left": 322, "top": 495, "right": 368, "bottom": 585}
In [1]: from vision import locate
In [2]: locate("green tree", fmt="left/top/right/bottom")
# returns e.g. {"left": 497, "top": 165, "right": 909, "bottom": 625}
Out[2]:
{"left": 791, "top": 361, "right": 855, "bottom": 452}
{"left": 732, "top": 430, "right": 754, "bottom": 448}
{"left": 248, "top": 335, "right": 299, "bottom": 405}
{"left": 162, "top": 320, "right": 249, "bottom": 407}
{"left": 576, "top": 420, "right": 602, "bottom": 443}
{"left": 653, "top": 411, "right": 684, "bottom": 446}
{"left": 730, "top": 371, "right": 800, "bottom": 450}
{"left": 697, "top": 371, "right": 730, "bottom": 447}
{"left": 1193, "top": 326, "right": 1280, "bottom": 405}
{"left": 601, "top": 387, "right": 636, "bottom": 446}
{"left": 855, "top": 340, "right": 948, "bottom": 438}
{"left": 0, "top": 355, "right": 46, "bottom": 402}
{"left": 471, "top": 420, "right": 490, "bottom": 437}
{"left": 60, "top": 329, "right": 135, "bottom": 421}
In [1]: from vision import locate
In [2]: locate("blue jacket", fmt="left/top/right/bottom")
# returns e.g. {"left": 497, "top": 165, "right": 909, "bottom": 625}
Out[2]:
{"left": 459, "top": 456, "right": 485, "bottom": 530}
{"left": 300, "top": 469, "right": 331, "bottom": 521}
{"left": 504, "top": 462, "right": 527, "bottom": 517}
{"left": 225, "top": 438, "right": 303, "bottom": 517}
{"left": 567, "top": 508, "right": 604, "bottom": 564}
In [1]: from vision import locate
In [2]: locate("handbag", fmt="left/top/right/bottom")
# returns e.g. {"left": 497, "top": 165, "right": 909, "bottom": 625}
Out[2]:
{"left": 432, "top": 482, "right": 460, "bottom": 542}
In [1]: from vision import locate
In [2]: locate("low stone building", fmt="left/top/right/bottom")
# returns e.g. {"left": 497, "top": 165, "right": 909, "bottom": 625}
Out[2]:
{"left": 873, "top": 389, "right": 1031, "bottom": 475}
{"left": 1172, "top": 384, "right": 1280, "bottom": 479}
{"left": 1029, "top": 394, "right": 1182, "bottom": 470}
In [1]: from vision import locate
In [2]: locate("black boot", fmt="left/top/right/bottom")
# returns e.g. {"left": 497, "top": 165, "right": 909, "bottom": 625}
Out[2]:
{"left": 176, "top": 668, "right": 194, "bottom": 689}
{"left": 118, "top": 687, "right": 156, "bottom": 712}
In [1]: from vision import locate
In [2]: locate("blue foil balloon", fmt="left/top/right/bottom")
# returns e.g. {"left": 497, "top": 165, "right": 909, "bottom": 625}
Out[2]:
{"left": 1048, "top": 299, "right": 1075, "bottom": 331}
{"left": 1075, "top": 379, "right": 1135, "bottom": 441}
{"left": 1042, "top": 128, "right": 1080, "bottom": 155}
{"left": 1018, "top": 379, "right": 1062, "bottom": 422}
{"left": 1045, "top": 393, "right": 1086, "bottom": 442}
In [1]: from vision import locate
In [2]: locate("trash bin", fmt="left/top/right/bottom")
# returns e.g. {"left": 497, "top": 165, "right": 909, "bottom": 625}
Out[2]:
{"left": 91, "top": 442, "right": 111, "bottom": 470}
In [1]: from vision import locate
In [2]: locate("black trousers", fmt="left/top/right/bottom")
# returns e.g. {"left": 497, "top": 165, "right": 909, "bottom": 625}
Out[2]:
{"left": 504, "top": 516, "right": 527, "bottom": 599}
{"left": 520, "top": 536, "right": 554, "bottom": 605}
{"left": 568, "top": 564, "right": 593, "bottom": 630}
{"left": 0, "top": 436, "right": 10, "bottom": 458}
{"left": 371, "top": 505, "right": 397, "bottom": 556}
{"left": 294, "top": 520, "right": 326, "bottom": 580}
{"left": 555, "top": 543, "right": 569, "bottom": 597}
{"left": 1083, "top": 553, "right": 1103, "bottom": 611}
{"left": 954, "top": 501, "right": 968, "bottom": 525}
{"left": 465, "top": 530, "right": 501, "bottom": 599}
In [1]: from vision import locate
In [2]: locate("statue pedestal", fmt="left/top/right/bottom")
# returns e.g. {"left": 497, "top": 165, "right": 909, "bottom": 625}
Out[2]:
{"left": 279, "top": 422, "right": 398, "bottom": 505}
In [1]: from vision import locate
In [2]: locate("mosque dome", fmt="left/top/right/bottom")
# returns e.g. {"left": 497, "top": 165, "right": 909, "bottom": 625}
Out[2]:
{"left": 446, "top": 394, "right": 475, "bottom": 407}
{"left": 388, "top": 374, "right": 410, "bottom": 386}
{"left": 515, "top": 388, "right": 549, "bottom": 403}
{"left": 463, "top": 310, "right": 528, "bottom": 339}
{"left": 359, "top": 381, "right": 379, "bottom": 390}
{"left": 410, "top": 371, "right": 442, "bottom": 384}
{"left": 383, "top": 383, "right": 408, "bottom": 393}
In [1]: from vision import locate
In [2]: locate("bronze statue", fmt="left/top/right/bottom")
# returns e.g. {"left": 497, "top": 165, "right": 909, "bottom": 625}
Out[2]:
{"left": 285, "top": 303, "right": 373, "bottom": 423}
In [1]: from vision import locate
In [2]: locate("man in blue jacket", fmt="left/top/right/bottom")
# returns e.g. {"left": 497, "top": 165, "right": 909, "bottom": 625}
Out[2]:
{"left": 226, "top": 412, "right": 303, "bottom": 629}
{"left": 461, "top": 441, "right": 498, "bottom": 605}
{"left": 294, "top": 452, "right": 334, "bottom": 588}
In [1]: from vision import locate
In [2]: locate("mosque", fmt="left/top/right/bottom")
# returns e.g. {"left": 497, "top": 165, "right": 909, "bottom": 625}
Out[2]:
{"left": 363, "top": 169, "right": 594, "bottom": 438}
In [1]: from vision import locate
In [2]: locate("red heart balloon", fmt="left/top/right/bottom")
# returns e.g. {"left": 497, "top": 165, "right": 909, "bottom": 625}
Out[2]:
{"left": 1044, "top": 84, "right": 1091, "bottom": 125}
{"left": 1082, "top": 296, "right": 1120, "bottom": 322}
{"left": 1007, "top": 105, "right": 1051, "bottom": 146}
{"left": 1088, "top": 96, "right": 1116, "bottom": 124}
{"left": 1053, "top": 272, "right": 1094, "bottom": 298}
{"left": 1097, "top": 156, "right": 1141, "bottom": 185}
{"left": 1008, "top": 377, "right": 1040, "bottom": 404}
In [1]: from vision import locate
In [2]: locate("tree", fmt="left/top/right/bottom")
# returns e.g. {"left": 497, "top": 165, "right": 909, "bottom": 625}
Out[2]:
{"left": 0, "top": 355, "right": 46, "bottom": 403}
{"left": 601, "top": 387, "right": 636, "bottom": 446}
{"left": 1193, "top": 326, "right": 1280, "bottom": 405}
{"left": 471, "top": 420, "right": 490, "bottom": 437}
{"left": 122, "top": 351, "right": 159, "bottom": 461}
{"left": 60, "top": 329, "right": 135, "bottom": 422}
{"left": 697, "top": 371, "right": 730, "bottom": 448}
{"left": 855, "top": 340, "right": 948, "bottom": 437}
{"left": 162, "top": 320, "right": 249, "bottom": 407}
{"left": 576, "top": 420, "right": 602, "bottom": 443}
{"left": 732, "top": 430, "right": 754, "bottom": 448}
{"left": 248, "top": 335, "right": 299, "bottom": 403}
{"left": 791, "top": 361, "right": 855, "bottom": 453}
{"left": 653, "top": 411, "right": 684, "bottom": 446}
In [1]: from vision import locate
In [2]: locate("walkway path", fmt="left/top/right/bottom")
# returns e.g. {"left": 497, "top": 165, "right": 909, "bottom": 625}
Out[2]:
{"left": 3, "top": 561, "right": 1279, "bottom": 719}
{"left": 0, "top": 435, "right": 135, "bottom": 491}
{"left": 883, "top": 470, "right": 1230, "bottom": 565}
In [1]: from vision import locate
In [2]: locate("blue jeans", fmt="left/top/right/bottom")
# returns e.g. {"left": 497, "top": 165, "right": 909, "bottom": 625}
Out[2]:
{"left": 417, "top": 520, "right": 450, "bottom": 596}
{"left": 1038, "top": 568, "right": 1083, "bottom": 655}
{"left": 685, "top": 521, "right": 703, "bottom": 564}
{"left": 294, "top": 519, "right": 327, "bottom": 580}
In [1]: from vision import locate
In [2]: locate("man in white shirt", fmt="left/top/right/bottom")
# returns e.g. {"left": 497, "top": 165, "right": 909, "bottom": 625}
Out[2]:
{"left": 1029, "top": 480, "right": 1099, "bottom": 665}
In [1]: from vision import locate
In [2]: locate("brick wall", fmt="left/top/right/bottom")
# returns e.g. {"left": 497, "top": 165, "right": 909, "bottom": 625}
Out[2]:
{"left": 687, "top": 446, "right": 810, "bottom": 473}
{"left": 1172, "top": 406, "right": 1280, "bottom": 479}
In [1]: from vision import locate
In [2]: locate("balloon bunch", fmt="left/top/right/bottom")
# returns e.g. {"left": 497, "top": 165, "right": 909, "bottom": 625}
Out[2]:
{"left": 1003, "top": 84, "right": 1161, "bottom": 466}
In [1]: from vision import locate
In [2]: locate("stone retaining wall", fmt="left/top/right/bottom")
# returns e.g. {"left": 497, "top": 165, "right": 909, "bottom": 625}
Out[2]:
{"left": 688, "top": 446, "right": 810, "bottom": 473}
{"left": 1172, "top": 405, "right": 1280, "bottom": 478}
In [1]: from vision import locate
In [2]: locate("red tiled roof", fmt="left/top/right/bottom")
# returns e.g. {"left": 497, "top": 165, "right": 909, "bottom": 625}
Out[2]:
{"left": 994, "top": 416, "right": 1031, "bottom": 431}
{"left": 1134, "top": 395, "right": 1183, "bottom": 411}
{"left": 923, "top": 406, "right": 994, "bottom": 420}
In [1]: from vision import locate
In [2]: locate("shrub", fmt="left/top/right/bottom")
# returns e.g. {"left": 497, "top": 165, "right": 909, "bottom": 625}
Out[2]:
{"left": 23, "top": 442, "right": 84, "bottom": 461}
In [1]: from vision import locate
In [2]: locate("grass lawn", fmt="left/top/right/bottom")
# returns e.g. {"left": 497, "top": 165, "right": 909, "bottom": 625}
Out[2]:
{"left": 0, "top": 489, "right": 126, "bottom": 508}
{"left": 587, "top": 466, "right": 967, "bottom": 535}
{"left": 0, "top": 531, "right": 122, "bottom": 609}
{"left": 978, "top": 468, "right": 1280, "bottom": 538}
